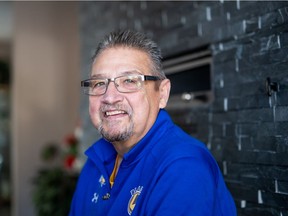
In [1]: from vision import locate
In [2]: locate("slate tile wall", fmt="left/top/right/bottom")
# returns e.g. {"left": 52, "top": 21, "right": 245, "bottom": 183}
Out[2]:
{"left": 79, "top": 1, "right": 288, "bottom": 215}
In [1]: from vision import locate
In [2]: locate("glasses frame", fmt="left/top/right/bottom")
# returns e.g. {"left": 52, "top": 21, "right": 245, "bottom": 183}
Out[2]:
{"left": 81, "top": 74, "right": 161, "bottom": 96}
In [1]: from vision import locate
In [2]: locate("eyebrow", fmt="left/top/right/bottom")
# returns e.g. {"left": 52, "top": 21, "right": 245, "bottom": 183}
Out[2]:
{"left": 90, "top": 70, "right": 143, "bottom": 79}
{"left": 90, "top": 74, "right": 105, "bottom": 79}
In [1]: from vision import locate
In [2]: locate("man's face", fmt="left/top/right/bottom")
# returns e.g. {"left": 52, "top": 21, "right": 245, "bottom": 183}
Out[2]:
{"left": 89, "top": 47, "right": 170, "bottom": 154}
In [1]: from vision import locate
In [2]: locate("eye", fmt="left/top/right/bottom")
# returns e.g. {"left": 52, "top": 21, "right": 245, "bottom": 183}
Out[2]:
{"left": 123, "top": 77, "right": 137, "bottom": 84}
{"left": 91, "top": 80, "right": 106, "bottom": 88}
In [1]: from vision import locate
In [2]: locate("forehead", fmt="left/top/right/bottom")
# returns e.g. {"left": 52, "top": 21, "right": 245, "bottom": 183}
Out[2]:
{"left": 91, "top": 47, "right": 152, "bottom": 77}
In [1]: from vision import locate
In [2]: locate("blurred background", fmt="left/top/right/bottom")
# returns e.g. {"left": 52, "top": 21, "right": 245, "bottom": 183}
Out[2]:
{"left": 0, "top": 2, "right": 80, "bottom": 216}
{"left": 0, "top": 1, "right": 288, "bottom": 216}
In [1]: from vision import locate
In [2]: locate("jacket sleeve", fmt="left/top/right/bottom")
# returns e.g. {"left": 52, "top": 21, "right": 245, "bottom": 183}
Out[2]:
{"left": 144, "top": 156, "right": 236, "bottom": 216}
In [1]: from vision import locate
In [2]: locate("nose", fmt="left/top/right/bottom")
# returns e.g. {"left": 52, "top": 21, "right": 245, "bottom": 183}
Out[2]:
{"left": 101, "top": 81, "right": 123, "bottom": 104}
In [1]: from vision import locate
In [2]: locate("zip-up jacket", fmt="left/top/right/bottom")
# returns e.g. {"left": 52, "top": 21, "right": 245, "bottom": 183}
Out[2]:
{"left": 69, "top": 109, "right": 236, "bottom": 216}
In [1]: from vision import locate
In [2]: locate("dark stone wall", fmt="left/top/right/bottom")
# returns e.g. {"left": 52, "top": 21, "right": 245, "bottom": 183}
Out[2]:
{"left": 79, "top": 1, "right": 288, "bottom": 215}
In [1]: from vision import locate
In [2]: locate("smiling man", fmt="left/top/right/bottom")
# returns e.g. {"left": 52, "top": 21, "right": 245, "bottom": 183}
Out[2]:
{"left": 69, "top": 30, "right": 236, "bottom": 216}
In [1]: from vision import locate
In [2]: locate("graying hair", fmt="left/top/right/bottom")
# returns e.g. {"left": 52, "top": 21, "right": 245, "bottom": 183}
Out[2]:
{"left": 92, "top": 29, "right": 166, "bottom": 79}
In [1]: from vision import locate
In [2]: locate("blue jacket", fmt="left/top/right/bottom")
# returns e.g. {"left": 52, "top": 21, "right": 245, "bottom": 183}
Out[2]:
{"left": 69, "top": 109, "right": 236, "bottom": 216}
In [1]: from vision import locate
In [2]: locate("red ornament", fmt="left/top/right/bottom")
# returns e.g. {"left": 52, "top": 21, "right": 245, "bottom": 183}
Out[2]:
{"left": 64, "top": 155, "right": 76, "bottom": 168}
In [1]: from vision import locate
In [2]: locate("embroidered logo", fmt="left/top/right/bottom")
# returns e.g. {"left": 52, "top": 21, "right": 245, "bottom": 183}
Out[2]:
{"left": 91, "top": 193, "right": 99, "bottom": 203}
{"left": 127, "top": 186, "right": 143, "bottom": 215}
{"left": 99, "top": 175, "right": 106, "bottom": 187}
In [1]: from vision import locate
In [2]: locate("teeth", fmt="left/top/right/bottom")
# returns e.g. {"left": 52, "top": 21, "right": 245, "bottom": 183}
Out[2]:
{"left": 105, "top": 110, "right": 125, "bottom": 116}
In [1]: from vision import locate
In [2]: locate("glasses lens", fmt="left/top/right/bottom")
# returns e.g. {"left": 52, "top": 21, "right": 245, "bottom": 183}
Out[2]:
{"left": 86, "top": 79, "right": 107, "bottom": 95}
{"left": 116, "top": 75, "right": 142, "bottom": 92}
{"left": 81, "top": 75, "right": 147, "bottom": 95}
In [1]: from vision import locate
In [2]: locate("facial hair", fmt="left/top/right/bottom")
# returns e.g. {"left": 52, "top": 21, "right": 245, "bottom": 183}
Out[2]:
{"left": 98, "top": 104, "right": 134, "bottom": 143}
{"left": 98, "top": 121, "right": 134, "bottom": 143}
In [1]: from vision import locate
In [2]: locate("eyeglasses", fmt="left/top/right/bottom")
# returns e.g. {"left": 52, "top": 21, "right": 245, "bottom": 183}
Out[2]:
{"left": 81, "top": 74, "right": 161, "bottom": 96}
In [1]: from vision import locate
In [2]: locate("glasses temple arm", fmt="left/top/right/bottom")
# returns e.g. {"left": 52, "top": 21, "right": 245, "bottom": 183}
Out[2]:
{"left": 144, "top": 75, "right": 161, "bottom": 81}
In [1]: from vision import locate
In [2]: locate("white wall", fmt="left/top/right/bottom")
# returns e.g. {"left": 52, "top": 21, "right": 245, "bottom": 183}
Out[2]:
{"left": 12, "top": 2, "right": 80, "bottom": 215}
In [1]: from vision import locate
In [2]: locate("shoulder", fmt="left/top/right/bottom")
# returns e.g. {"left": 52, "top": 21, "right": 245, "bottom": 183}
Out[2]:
{"left": 150, "top": 124, "right": 219, "bottom": 179}
{"left": 154, "top": 124, "right": 214, "bottom": 161}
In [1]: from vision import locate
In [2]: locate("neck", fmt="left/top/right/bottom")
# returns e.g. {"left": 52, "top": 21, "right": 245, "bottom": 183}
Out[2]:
{"left": 112, "top": 140, "right": 137, "bottom": 156}
{"left": 113, "top": 144, "right": 135, "bottom": 157}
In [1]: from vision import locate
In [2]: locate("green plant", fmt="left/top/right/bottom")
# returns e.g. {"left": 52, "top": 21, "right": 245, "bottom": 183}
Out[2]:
{"left": 32, "top": 167, "right": 78, "bottom": 216}
{"left": 32, "top": 137, "right": 81, "bottom": 216}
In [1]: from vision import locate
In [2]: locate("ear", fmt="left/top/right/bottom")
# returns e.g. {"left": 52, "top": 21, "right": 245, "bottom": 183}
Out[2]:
{"left": 159, "top": 79, "right": 171, "bottom": 109}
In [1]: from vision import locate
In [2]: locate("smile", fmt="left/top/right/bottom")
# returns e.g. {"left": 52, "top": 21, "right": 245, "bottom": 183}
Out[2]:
{"left": 105, "top": 110, "right": 127, "bottom": 117}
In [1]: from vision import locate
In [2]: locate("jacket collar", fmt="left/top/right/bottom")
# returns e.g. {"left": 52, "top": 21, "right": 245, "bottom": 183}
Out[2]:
{"left": 85, "top": 109, "right": 173, "bottom": 166}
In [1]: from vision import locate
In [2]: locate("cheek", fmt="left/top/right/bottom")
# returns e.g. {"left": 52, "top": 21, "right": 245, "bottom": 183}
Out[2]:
{"left": 89, "top": 102, "right": 95, "bottom": 115}
{"left": 133, "top": 95, "right": 155, "bottom": 121}
{"left": 89, "top": 104, "right": 96, "bottom": 114}
{"left": 89, "top": 97, "right": 99, "bottom": 112}
{"left": 89, "top": 101, "right": 100, "bottom": 121}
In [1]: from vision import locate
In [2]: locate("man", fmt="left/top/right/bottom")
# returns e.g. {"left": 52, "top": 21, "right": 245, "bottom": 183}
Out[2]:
{"left": 69, "top": 30, "right": 236, "bottom": 216}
